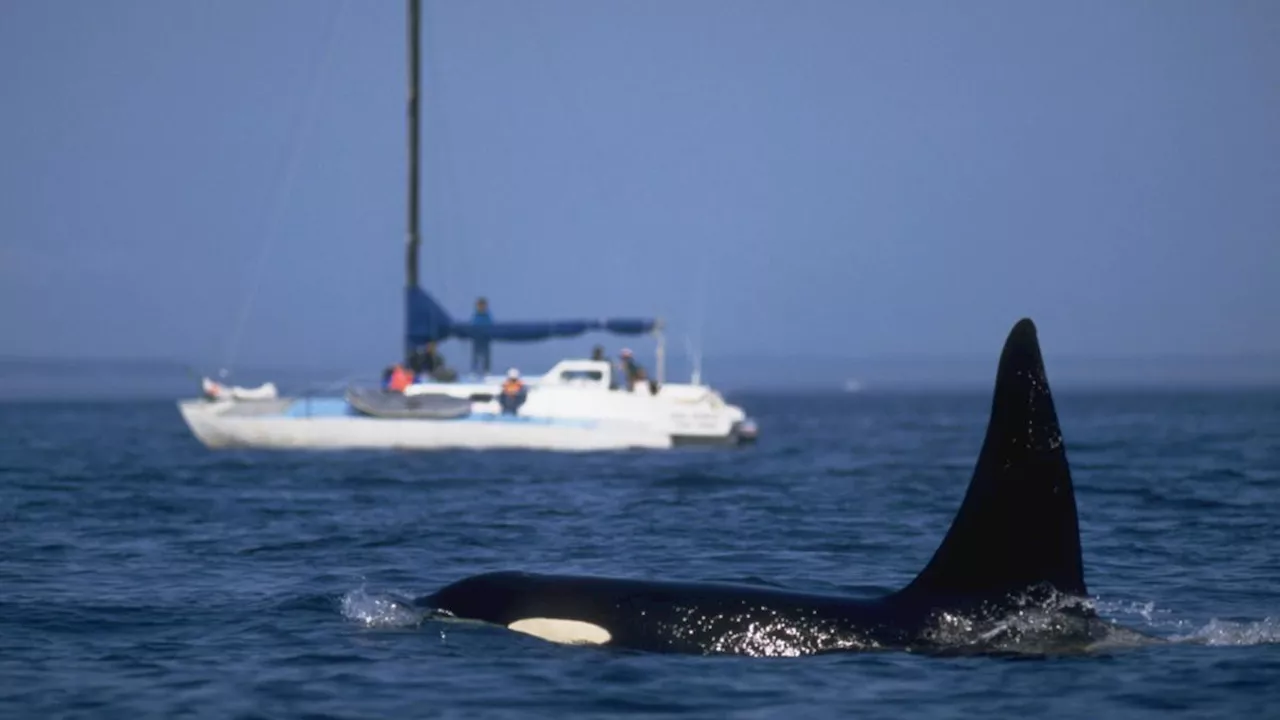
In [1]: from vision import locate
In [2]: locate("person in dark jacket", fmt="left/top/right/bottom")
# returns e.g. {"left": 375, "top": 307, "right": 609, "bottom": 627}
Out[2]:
{"left": 408, "top": 342, "right": 457, "bottom": 382}
{"left": 471, "top": 297, "right": 493, "bottom": 375}
{"left": 618, "top": 348, "right": 647, "bottom": 392}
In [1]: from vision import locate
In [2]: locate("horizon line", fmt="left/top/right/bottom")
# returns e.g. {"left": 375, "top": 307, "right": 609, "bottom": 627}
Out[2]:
{"left": 5, "top": 350, "right": 1280, "bottom": 368}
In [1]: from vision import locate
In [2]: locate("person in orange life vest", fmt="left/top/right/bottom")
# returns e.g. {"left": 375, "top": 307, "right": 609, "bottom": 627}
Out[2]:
{"left": 498, "top": 368, "right": 527, "bottom": 415}
{"left": 383, "top": 364, "right": 413, "bottom": 392}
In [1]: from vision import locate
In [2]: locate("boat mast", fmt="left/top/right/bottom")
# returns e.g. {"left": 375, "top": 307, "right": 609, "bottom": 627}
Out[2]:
{"left": 406, "top": 0, "right": 421, "bottom": 293}
{"left": 404, "top": 0, "right": 422, "bottom": 360}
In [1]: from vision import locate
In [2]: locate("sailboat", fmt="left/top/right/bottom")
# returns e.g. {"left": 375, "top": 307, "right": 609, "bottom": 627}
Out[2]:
{"left": 177, "top": 0, "right": 757, "bottom": 451}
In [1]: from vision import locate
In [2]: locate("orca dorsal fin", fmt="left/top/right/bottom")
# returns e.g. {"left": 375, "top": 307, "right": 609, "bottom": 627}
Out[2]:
{"left": 897, "top": 318, "right": 1086, "bottom": 603}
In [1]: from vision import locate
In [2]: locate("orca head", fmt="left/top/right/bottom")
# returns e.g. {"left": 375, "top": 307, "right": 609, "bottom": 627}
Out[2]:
{"left": 419, "top": 571, "right": 615, "bottom": 646}
{"left": 419, "top": 571, "right": 541, "bottom": 625}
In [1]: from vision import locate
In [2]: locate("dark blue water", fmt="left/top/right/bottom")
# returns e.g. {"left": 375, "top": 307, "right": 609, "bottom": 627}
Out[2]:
{"left": 2, "top": 391, "right": 1277, "bottom": 718}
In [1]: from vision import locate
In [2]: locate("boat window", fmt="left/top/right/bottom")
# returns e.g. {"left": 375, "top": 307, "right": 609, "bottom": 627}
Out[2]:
{"left": 560, "top": 370, "right": 604, "bottom": 382}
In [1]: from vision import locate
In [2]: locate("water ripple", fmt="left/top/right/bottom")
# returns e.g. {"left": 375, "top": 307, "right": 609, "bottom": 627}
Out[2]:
{"left": 0, "top": 392, "right": 1277, "bottom": 718}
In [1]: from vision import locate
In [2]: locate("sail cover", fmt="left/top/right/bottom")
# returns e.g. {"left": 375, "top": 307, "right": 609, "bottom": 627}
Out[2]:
{"left": 405, "top": 287, "right": 658, "bottom": 347}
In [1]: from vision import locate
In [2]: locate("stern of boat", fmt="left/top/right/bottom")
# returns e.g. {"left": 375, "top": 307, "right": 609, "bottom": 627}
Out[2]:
{"left": 732, "top": 417, "right": 759, "bottom": 445}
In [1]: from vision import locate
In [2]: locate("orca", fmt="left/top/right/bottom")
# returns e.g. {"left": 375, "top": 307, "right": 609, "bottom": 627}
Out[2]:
{"left": 416, "top": 319, "right": 1124, "bottom": 656}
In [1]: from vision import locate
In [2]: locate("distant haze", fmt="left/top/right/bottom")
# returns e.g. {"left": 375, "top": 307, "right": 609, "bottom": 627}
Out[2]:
{"left": 1, "top": 1, "right": 1277, "bottom": 382}
{"left": 2, "top": 351, "right": 1276, "bottom": 401}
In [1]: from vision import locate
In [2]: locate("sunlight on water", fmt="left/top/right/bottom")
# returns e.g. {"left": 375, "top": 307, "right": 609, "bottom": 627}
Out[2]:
{"left": 340, "top": 587, "right": 424, "bottom": 628}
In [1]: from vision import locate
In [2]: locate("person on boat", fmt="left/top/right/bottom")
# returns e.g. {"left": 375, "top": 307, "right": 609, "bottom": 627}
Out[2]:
{"left": 202, "top": 378, "right": 225, "bottom": 401}
{"left": 408, "top": 341, "right": 457, "bottom": 382}
{"left": 592, "top": 345, "right": 618, "bottom": 389}
{"left": 384, "top": 364, "right": 414, "bottom": 393}
{"left": 618, "top": 348, "right": 648, "bottom": 392}
{"left": 498, "top": 368, "right": 527, "bottom": 415}
{"left": 471, "top": 297, "right": 493, "bottom": 375}
{"left": 406, "top": 343, "right": 432, "bottom": 377}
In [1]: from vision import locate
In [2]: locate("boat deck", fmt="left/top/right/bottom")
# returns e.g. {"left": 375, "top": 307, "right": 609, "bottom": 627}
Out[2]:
{"left": 209, "top": 396, "right": 599, "bottom": 428}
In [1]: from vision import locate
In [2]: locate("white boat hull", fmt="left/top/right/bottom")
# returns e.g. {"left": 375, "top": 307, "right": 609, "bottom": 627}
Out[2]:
{"left": 177, "top": 359, "right": 756, "bottom": 452}
{"left": 178, "top": 400, "right": 673, "bottom": 451}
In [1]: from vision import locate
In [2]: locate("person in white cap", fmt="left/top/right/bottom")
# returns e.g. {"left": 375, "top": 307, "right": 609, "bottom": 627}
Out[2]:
{"left": 618, "top": 348, "right": 648, "bottom": 392}
{"left": 499, "top": 367, "right": 527, "bottom": 415}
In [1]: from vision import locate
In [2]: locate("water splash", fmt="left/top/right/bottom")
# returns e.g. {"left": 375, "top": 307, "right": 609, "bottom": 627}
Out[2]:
{"left": 1172, "top": 617, "right": 1280, "bottom": 646}
{"left": 1095, "top": 599, "right": 1280, "bottom": 647}
{"left": 918, "top": 590, "right": 1142, "bottom": 654}
{"left": 1093, "top": 598, "right": 1176, "bottom": 626}
{"left": 339, "top": 587, "right": 424, "bottom": 629}
{"left": 916, "top": 590, "right": 1278, "bottom": 654}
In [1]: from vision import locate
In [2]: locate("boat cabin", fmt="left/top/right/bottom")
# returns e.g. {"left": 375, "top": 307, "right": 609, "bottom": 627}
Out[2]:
{"left": 535, "top": 359, "right": 614, "bottom": 391}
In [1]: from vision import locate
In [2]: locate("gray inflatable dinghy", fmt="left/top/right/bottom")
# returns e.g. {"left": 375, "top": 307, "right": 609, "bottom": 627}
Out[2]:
{"left": 346, "top": 387, "right": 472, "bottom": 420}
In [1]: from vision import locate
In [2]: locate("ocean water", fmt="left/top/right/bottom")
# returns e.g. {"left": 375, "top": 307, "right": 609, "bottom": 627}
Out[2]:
{"left": 1, "top": 390, "right": 1277, "bottom": 719}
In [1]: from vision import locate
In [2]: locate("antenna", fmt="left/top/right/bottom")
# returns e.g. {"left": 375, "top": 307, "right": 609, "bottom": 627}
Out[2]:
{"left": 685, "top": 335, "right": 703, "bottom": 386}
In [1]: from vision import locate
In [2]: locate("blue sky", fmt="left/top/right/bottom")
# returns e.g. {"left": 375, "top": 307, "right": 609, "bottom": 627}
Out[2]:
{"left": 1, "top": 0, "right": 1277, "bottom": 377}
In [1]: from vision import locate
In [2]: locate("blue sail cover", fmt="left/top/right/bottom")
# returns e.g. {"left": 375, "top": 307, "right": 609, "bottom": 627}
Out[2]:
{"left": 406, "top": 287, "right": 658, "bottom": 348}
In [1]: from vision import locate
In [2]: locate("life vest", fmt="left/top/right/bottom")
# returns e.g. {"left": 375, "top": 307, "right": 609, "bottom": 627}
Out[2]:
{"left": 502, "top": 378, "right": 524, "bottom": 395}
{"left": 389, "top": 365, "right": 413, "bottom": 392}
